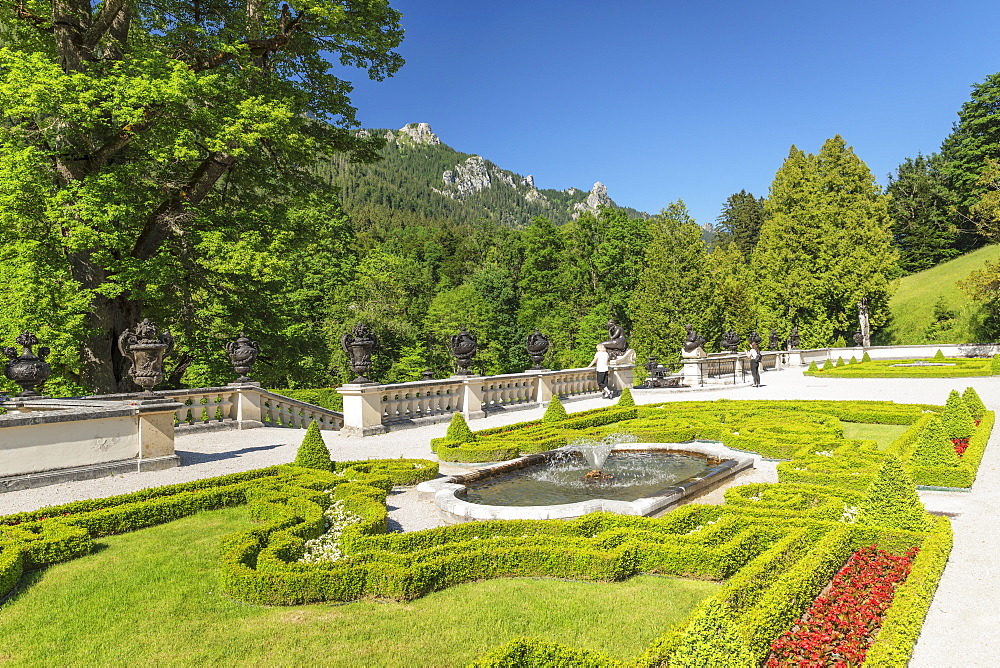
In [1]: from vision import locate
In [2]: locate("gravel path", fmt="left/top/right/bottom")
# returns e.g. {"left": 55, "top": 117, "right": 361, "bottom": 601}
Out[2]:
{"left": 2, "top": 367, "right": 997, "bottom": 663}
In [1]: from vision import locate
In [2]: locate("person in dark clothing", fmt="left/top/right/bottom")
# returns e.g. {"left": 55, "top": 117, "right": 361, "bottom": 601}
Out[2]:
{"left": 747, "top": 341, "right": 761, "bottom": 387}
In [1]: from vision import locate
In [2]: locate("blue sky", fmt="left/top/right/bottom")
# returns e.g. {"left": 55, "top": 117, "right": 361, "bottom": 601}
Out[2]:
{"left": 343, "top": 1, "right": 1000, "bottom": 226}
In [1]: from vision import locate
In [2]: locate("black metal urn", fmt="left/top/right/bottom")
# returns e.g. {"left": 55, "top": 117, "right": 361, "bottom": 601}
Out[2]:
{"left": 788, "top": 327, "right": 801, "bottom": 350}
{"left": 118, "top": 319, "right": 174, "bottom": 397}
{"left": 525, "top": 329, "right": 549, "bottom": 369}
{"left": 341, "top": 323, "right": 379, "bottom": 384}
{"left": 748, "top": 331, "right": 762, "bottom": 347}
{"left": 853, "top": 330, "right": 864, "bottom": 347}
{"left": 3, "top": 331, "right": 51, "bottom": 397}
{"left": 769, "top": 329, "right": 781, "bottom": 351}
{"left": 225, "top": 334, "right": 260, "bottom": 383}
{"left": 721, "top": 331, "right": 740, "bottom": 352}
{"left": 449, "top": 328, "right": 478, "bottom": 375}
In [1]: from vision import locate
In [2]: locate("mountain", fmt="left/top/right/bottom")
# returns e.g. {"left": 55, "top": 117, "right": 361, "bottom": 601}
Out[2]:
{"left": 314, "top": 123, "right": 649, "bottom": 229}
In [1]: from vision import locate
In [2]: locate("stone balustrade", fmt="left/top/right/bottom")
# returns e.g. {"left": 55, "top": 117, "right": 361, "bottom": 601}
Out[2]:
{"left": 337, "top": 364, "right": 635, "bottom": 437}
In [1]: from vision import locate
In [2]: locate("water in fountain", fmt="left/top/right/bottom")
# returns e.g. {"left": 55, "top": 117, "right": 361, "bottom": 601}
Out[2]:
{"left": 570, "top": 433, "right": 638, "bottom": 471}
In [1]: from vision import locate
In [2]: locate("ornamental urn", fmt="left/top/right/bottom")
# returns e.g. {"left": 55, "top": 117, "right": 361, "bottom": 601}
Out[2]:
{"left": 525, "top": 329, "right": 549, "bottom": 369}
{"left": 720, "top": 331, "right": 740, "bottom": 352}
{"left": 788, "top": 327, "right": 801, "bottom": 350}
{"left": 225, "top": 334, "right": 260, "bottom": 383}
{"left": 3, "top": 331, "right": 51, "bottom": 397}
{"left": 449, "top": 328, "right": 477, "bottom": 375}
{"left": 341, "top": 323, "right": 379, "bottom": 384}
{"left": 769, "top": 329, "right": 781, "bottom": 351}
{"left": 118, "top": 319, "right": 174, "bottom": 397}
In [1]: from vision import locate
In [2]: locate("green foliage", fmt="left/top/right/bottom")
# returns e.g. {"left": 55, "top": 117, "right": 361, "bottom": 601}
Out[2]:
{"left": 271, "top": 388, "right": 343, "bottom": 412}
{"left": 713, "top": 190, "right": 766, "bottom": 260}
{"left": 993, "top": 354, "right": 1000, "bottom": 374}
{"left": 446, "top": 412, "right": 476, "bottom": 442}
{"left": 934, "top": 349, "right": 946, "bottom": 361}
{"left": 836, "top": 356, "right": 845, "bottom": 366}
{"left": 863, "top": 351, "right": 872, "bottom": 362}
{"left": 822, "top": 359, "right": 835, "bottom": 370}
{"left": 472, "top": 638, "right": 623, "bottom": 668}
{"left": 942, "top": 390, "right": 975, "bottom": 439}
{"left": 807, "top": 361, "right": 819, "bottom": 373}
{"left": 887, "top": 153, "right": 962, "bottom": 273}
{"left": 963, "top": 386, "right": 987, "bottom": 420}
{"left": 753, "top": 137, "right": 898, "bottom": 347}
{"left": 849, "top": 356, "right": 858, "bottom": 364}
{"left": 910, "top": 418, "right": 960, "bottom": 468}
{"left": 294, "top": 423, "right": 333, "bottom": 472}
{"left": 667, "top": 600, "right": 754, "bottom": 668}
{"left": 856, "top": 456, "right": 932, "bottom": 532}
{"left": 802, "top": 358, "right": 993, "bottom": 379}
{"left": 617, "top": 387, "right": 636, "bottom": 407}
{"left": 543, "top": 396, "right": 569, "bottom": 423}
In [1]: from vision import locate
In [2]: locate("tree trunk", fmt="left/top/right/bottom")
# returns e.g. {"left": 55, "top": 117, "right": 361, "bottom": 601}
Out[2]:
{"left": 858, "top": 297, "right": 871, "bottom": 348}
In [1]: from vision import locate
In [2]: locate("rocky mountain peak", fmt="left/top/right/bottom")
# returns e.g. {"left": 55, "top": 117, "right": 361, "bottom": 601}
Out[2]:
{"left": 571, "top": 182, "right": 614, "bottom": 219}
{"left": 398, "top": 122, "right": 441, "bottom": 145}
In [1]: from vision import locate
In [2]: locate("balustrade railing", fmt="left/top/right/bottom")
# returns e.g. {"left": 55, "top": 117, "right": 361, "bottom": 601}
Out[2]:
{"left": 480, "top": 374, "right": 537, "bottom": 409}
{"left": 381, "top": 379, "right": 464, "bottom": 424}
{"left": 171, "top": 388, "right": 238, "bottom": 427}
{"left": 258, "top": 390, "right": 343, "bottom": 430}
{"left": 548, "top": 368, "right": 600, "bottom": 397}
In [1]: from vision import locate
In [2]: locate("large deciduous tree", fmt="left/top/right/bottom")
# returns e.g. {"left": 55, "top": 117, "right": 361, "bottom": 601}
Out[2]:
{"left": 0, "top": 0, "right": 403, "bottom": 392}
{"left": 753, "top": 137, "right": 898, "bottom": 347}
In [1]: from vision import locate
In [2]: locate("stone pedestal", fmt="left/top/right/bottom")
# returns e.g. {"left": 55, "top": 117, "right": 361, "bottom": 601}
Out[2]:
{"left": 337, "top": 382, "right": 386, "bottom": 437}
{"left": 461, "top": 377, "right": 486, "bottom": 419}
{"left": 787, "top": 350, "right": 804, "bottom": 367}
{"left": 228, "top": 382, "right": 265, "bottom": 429}
{"left": 536, "top": 373, "right": 555, "bottom": 404}
{"left": 608, "top": 364, "right": 634, "bottom": 392}
{"left": 681, "top": 347, "right": 706, "bottom": 387}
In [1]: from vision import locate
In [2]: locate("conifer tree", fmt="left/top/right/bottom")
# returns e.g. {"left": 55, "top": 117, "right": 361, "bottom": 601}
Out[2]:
{"left": 446, "top": 412, "right": 476, "bottom": 442}
{"left": 752, "top": 137, "right": 899, "bottom": 347}
{"left": 714, "top": 190, "right": 766, "bottom": 260}
{"left": 543, "top": 395, "right": 569, "bottom": 423}
{"left": 963, "top": 386, "right": 987, "bottom": 420}
{"left": 629, "top": 201, "right": 710, "bottom": 365}
{"left": 942, "top": 390, "right": 975, "bottom": 439}
{"left": 886, "top": 153, "right": 961, "bottom": 272}
{"left": 294, "top": 422, "right": 333, "bottom": 471}
{"left": 856, "top": 456, "right": 931, "bottom": 532}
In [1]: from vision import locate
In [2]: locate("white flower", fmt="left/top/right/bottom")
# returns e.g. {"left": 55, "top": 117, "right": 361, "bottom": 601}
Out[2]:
{"left": 298, "top": 499, "right": 364, "bottom": 564}
{"left": 814, "top": 450, "right": 834, "bottom": 457}
{"left": 840, "top": 504, "right": 860, "bottom": 524}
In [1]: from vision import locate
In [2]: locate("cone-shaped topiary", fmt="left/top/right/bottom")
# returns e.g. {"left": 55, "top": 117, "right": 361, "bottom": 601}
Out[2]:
{"left": 543, "top": 395, "right": 568, "bottom": 423}
{"left": 933, "top": 349, "right": 946, "bottom": 361}
{"left": 667, "top": 600, "right": 754, "bottom": 668}
{"left": 446, "top": 411, "right": 476, "bottom": 442}
{"left": 822, "top": 358, "right": 835, "bottom": 370}
{"left": 849, "top": 356, "right": 858, "bottom": 364}
{"left": 836, "top": 356, "right": 845, "bottom": 367}
{"left": 856, "top": 455, "right": 932, "bottom": 532}
{"left": 862, "top": 351, "right": 871, "bottom": 363}
{"left": 294, "top": 422, "right": 333, "bottom": 471}
{"left": 910, "top": 417, "right": 961, "bottom": 467}
{"left": 942, "top": 390, "right": 975, "bottom": 439}
{"left": 806, "top": 361, "right": 819, "bottom": 373}
{"left": 992, "top": 354, "right": 1000, "bottom": 374}
{"left": 963, "top": 386, "right": 987, "bottom": 421}
{"left": 617, "top": 387, "right": 635, "bottom": 407}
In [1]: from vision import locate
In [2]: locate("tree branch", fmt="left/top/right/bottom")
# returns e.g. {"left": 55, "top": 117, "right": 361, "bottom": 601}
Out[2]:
{"left": 11, "top": 0, "right": 53, "bottom": 32}
{"left": 190, "top": 8, "right": 304, "bottom": 72}
{"left": 83, "top": 0, "right": 126, "bottom": 47}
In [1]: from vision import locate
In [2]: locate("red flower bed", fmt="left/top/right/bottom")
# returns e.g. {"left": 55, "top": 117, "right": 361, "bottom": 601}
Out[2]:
{"left": 766, "top": 544, "right": 918, "bottom": 667}
{"left": 952, "top": 437, "right": 969, "bottom": 457}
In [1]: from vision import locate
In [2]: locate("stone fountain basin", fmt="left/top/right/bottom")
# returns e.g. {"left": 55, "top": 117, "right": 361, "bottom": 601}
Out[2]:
{"left": 419, "top": 442, "right": 754, "bottom": 523}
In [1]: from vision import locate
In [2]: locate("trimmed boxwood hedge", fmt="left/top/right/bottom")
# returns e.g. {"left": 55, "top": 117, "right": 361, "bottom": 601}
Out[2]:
{"left": 805, "top": 357, "right": 996, "bottom": 378}
{"left": 0, "top": 389, "right": 983, "bottom": 665}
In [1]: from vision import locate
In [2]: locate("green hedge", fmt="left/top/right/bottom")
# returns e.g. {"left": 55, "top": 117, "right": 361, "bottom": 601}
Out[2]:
{"left": 804, "top": 358, "right": 995, "bottom": 378}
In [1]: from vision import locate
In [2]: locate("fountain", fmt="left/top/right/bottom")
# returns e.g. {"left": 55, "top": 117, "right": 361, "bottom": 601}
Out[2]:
{"left": 419, "top": 438, "right": 755, "bottom": 522}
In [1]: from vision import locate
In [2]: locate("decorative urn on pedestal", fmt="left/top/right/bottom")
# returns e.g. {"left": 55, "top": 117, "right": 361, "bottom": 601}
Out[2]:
{"left": 118, "top": 319, "right": 174, "bottom": 397}
{"left": 341, "top": 323, "right": 379, "bottom": 384}
{"left": 853, "top": 330, "right": 864, "bottom": 347}
{"left": 225, "top": 334, "right": 260, "bottom": 383}
{"left": 721, "top": 331, "right": 740, "bottom": 352}
{"left": 449, "top": 328, "right": 478, "bottom": 375}
{"left": 3, "top": 331, "right": 52, "bottom": 398}
{"left": 525, "top": 329, "right": 549, "bottom": 369}
{"left": 769, "top": 329, "right": 781, "bottom": 351}
{"left": 788, "top": 327, "right": 801, "bottom": 350}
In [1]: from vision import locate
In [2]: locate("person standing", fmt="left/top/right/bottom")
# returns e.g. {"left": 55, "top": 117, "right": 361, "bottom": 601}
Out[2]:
{"left": 587, "top": 343, "right": 612, "bottom": 398}
{"left": 747, "top": 341, "right": 761, "bottom": 387}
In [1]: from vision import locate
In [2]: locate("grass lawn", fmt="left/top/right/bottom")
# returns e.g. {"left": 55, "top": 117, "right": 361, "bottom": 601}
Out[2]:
{"left": 885, "top": 244, "right": 1000, "bottom": 344}
{"left": 842, "top": 422, "right": 910, "bottom": 452}
{"left": 0, "top": 506, "right": 719, "bottom": 666}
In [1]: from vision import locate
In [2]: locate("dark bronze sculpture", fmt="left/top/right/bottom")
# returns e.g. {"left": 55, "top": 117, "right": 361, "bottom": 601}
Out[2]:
{"left": 645, "top": 355, "right": 681, "bottom": 388}
{"left": 449, "top": 328, "right": 478, "bottom": 375}
{"left": 118, "top": 319, "right": 174, "bottom": 397}
{"left": 853, "top": 330, "right": 864, "bottom": 347}
{"left": 682, "top": 324, "right": 707, "bottom": 354}
{"left": 721, "top": 331, "right": 740, "bottom": 352}
{"left": 225, "top": 334, "right": 260, "bottom": 383}
{"left": 600, "top": 320, "right": 628, "bottom": 360}
{"left": 769, "top": 329, "right": 781, "bottom": 351}
{"left": 3, "top": 331, "right": 51, "bottom": 397}
{"left": 748, "top": 331, "right": 762, "bottom": 347}
{"left": 341, "top": 323, "right": 379, "bottom": 383}
{"left": 525, "top": 329, "right": 549, "bottom": 369}
{"left": 788, "top": 327, "right": 801, "bottom": 350}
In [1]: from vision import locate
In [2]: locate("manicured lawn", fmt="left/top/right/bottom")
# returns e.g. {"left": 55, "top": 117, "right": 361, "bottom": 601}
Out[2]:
{"left": 808, "top": 358, "right": 993, "bottom": 378}
{"left": 842, "top": 422, "right": 910, "bottom": 452}
{"left": 0, "top": 506, "right": 719, "bottom": 666}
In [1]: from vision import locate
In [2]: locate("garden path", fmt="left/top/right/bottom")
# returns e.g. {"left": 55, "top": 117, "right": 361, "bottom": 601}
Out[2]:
{"left": 2, "top": 366, "right": 996, "bottom": 664}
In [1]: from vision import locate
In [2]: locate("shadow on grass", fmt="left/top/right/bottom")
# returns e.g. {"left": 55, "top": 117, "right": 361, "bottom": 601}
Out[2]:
{"left": 0, "top": 541, "right": 110, "bottom": 609}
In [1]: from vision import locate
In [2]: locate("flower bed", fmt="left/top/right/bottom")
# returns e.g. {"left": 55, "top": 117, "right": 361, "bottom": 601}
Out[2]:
{"left": 767, "top": 545, "right": 918, "bottom": 667}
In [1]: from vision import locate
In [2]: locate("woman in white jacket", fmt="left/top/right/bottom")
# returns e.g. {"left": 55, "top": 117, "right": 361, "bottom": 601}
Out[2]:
{"left": 587, "top": 343, "right": 612, "bottom": 398}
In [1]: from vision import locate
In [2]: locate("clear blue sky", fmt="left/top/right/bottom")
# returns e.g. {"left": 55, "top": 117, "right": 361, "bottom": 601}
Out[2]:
{"left": 342, "top": 0, "right": 1000, "bottom": 226}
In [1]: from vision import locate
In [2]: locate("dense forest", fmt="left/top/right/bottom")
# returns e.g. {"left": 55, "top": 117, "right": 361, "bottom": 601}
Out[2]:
{"left": 1, "top": 0, "right": 1000, "bottom": 398}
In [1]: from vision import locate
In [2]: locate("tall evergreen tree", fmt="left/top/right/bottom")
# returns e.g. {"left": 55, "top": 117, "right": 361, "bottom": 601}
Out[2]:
{"left": 628, "top": 201, "right": 710, "bottom": 365}
{"left": 887, "top": 153, "right": 961, "bottom": 273}
{"left": 753, "top": 137, "right": 898, "bottom": 347}
{"left": 714, "top": 190, "right": 766, "bottom": 259}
